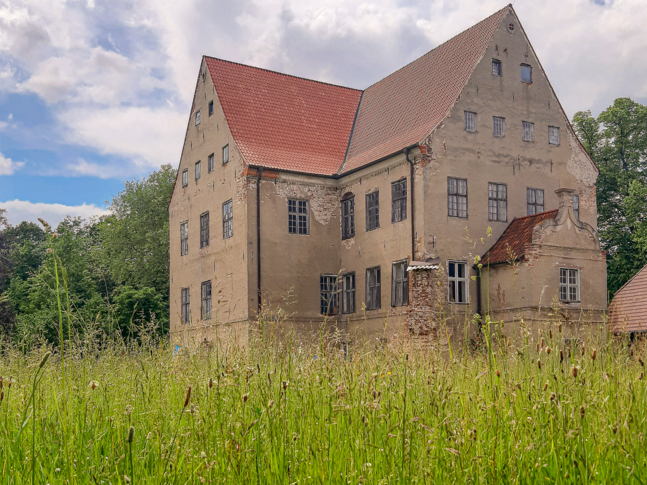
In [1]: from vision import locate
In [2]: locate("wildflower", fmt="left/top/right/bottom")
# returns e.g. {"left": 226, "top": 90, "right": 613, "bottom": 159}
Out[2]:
{"left": 572, "top": 367, "right": 578, "bottom": 378}
{"left": 52, "top": 232, "right": 59, "bottom": 238}
{"left": 201, "top": 451, "right": 207, "bottom": 459}
{"left": 46, "top": 248, "right": 53, "bottom": 253}
{"left": 89, "top": 380, "right": 99, "bottom": 390}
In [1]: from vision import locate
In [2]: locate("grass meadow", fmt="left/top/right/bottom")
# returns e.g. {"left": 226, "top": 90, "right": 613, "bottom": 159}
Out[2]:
{"left": 0, "top": 314, "right": 646, "bottom": 484}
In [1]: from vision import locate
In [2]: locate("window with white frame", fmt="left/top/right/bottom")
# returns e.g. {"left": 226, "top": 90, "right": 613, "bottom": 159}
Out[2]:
{"left": 527, "top": 188, "right": 545, "bottom": 215}
{"left": 180, "top": 221, "right": 188, "bottom": 256}
{"left": 493, "top": 116, "right": 505, "bottom": 137}
{"left": 342, "top": 273, "right": 355, "bottom": 314}
{"left": 448, "top": 261, "right": 468, "bottom": 303}
{"left": 572, "top": 195, "right": 580, "bottom": 220}
{"left": 549, "top": 126, "right": 560, "bottom": 145}
{"left": 288, "top": 199, "right": 309, "bottom": 235}
{"left": 200, "top": 212, "right": 209, "bottom": 248}
{"left": 222, "top": 144, "right": 229, "bottom": 165}
{"left": 208, "top": 153, "right": 215, "bottom": 173}
{"left": 492, "top": 59, "right": 502, "bottom": 76}
{"left": 488, "top": 183, "right": 507, "bottom": 222}
{"left": 182, "top": 169, "right": 188, "bottom": 187}
{"left": 448, "top": 177, "right": 468, "bottom": 218}
{"left": 522, "top": 121, "right": 535, "bottom": 142}
{"left": 391, "top": 260, "right": 409, "bottom": 307}
{"left": 320, "top": 274, "right": 338, "bottom": 315}
{"left": 195, "top": 110, "right": 201, "bottom": 126}
{"left": 521, "top": 64, "right": 532, "bottom": 83}
{"left": 222, "top": 199, "right": 233, "bottom": 239}
{"left": 465, "top": 111, "right": 477, "bottom": 132}
{"left": 366, "top": 266, "right": 381, "bottom": 310}
{"left": 181, "top": 288, "right": 190, "bottom": 324}
{"left": 391, "top": 179, "right": 407, "bottom": 223}
{"left": 341, "top": 195, "right": 355, "bottom": 240}
{"left": 201, "top": 280, "right": 212, "bottom": 320}
{"left": 195, "top": 160, "right": 201, "bottom": 180}
{"left": 559, "top": 268, "right": 580, "bottom": 303}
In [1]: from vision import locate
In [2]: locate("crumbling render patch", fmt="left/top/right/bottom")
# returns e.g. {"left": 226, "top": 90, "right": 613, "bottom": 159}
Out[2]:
{"left": 274, "top": 180, "right": 338, "bottom": 225}
{"left": 567, "top": 131, "right": 598, "bottom": 211}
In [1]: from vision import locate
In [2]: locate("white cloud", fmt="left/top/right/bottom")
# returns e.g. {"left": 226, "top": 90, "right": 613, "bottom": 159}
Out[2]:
{"left": 63, "top": 158, "right": 129, "bottom": 179}
{"left": 0, "top": 199, "right": 109, "bottom": 227}
{"left": 0, "top": 151, "right": 23, "bottom": 175}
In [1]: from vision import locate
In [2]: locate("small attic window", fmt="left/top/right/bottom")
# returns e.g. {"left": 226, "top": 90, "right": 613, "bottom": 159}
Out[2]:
{"left": 195, "top": 110, "right": 201, "bottom": 126}
{"left": 492, "top": 59, "right": 502, "bottom": 76}
{"left": 202, "top": 69, "right": 206, "bottom": 82}
{"left": 209, "top": 100, "right": 214, "bottom": 116}
{"left": 521, "top": 64, "right": 532, "bottom": 84}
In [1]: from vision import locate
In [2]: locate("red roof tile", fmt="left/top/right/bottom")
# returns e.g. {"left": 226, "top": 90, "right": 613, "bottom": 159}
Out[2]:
{"left": 206, "top": 57, "right": 362, "bottom": 175}
{"left": 482, "top": 210, "right": 558, "bottom": 265}
{"left": 341, "top": 6, "right": 509, "bottom": 174}
{"left": 609, "top": 265, "right": 647, "bottom": 333}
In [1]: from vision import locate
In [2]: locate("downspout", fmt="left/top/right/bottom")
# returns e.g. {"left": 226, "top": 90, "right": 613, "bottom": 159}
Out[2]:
{"left": 404, "top": 148, "right": 415, "bottom": 260}
{"left": 256, "top": 167, "right": 263, "bottom": 313}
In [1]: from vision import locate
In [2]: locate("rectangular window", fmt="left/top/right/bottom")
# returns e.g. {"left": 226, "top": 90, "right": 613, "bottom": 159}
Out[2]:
{"left": 208, "top": 154, "right": 215, "bottom": 173}
{"left": 208, "top": 100, "right": 214, "bottom": 117}
{"left": 391, "top": 260, "right": 409, "bottom": 307}
{"left": 464, "top": 111, "right": 477, "bottom": 132}
{"left": 527, "top": 188, "right": 545, "bottom": 215}
{"left": 342, "top": 273, "right": 356, "bottom": 314}
{"left": 559, "top": 268, "right": 580, "bottom": 303}
{"left": 573, "top": 195, "right": 580, "bottom": 220}
{"left": 521, "top": 64, "right": 532, "bottom": 83}
{"left": 341, "top": 196, "right": 355, "bottom": 240}
{"left": 288, "top": 200, "right": 309, "bottom": 235}
{"left": 492, "top": 59, "right": 502, "bottom": 76}
{"left": 488, "top": 183, "right": 507, "bottom": 222}
{"left": 222, "top": 199, "right": 233, "bottom": 239}
{"left": 195, "top": 161, "right": 201, "bottom": 180}
{"left": 549, "top": 126, "right": 560, "bottom": 145}
{"left": 448, "top": 261, "right": 468, "bottom": 304}
{"left": 201, "top": 281, "right": 212, "bottom": 320}
{"left": 366, "top": 191, "right": 380, "bottom": 231}
{"left": 366, "top": 266, "right": 381, "bottom": 311}
{"left": 195, "top": 110, "right": 201, "bottom": 126}
{"left": 222, "top": 144, "right": 229, "bottom": 165}
{"left": 181, "top": 288, "right": 190, "bottom": 324}
{"left": 200, "top": 212, "right": 209, "bottom": 248}
{"left": 448, "top": 177, "right": 468, "bottom": 218}
{"left": 522, "top": 121, "right": 535, "bottom": 142}
{"left": 320, "top": 275, "right": 338, "bottom": 315}
{"left": 180, "top": 221, "right": 188, "bottom": 256}
{"left": 182, "top": 169, "right": 188, "bottom": 187}
{"left": 391, "top": 179, "right": 407, "bottom": 223}
{"left": 493, "top": 116, "right": 505, "bottom": 137}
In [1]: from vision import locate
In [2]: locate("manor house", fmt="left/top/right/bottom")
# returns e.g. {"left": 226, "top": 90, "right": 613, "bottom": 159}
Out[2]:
{"left": 168, "top": 5, "right": 607, "bottom": 346}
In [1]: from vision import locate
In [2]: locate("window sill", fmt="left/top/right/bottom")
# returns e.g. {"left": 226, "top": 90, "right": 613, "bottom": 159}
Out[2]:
{"left": 448, "top": 301, "right": 471, "bottom": 305}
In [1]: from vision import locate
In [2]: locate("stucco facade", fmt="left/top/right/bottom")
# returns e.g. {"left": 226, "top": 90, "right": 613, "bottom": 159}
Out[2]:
{"left": 168, "top": 6, "right": 606, "bottom": 347}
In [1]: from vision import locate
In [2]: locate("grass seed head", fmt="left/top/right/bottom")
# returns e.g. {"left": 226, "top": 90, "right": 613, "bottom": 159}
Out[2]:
{"left": 580, "top": 405, "right": 585, "bottom": 419}
{"left": 268, "top": 400, "right": 274, "bottom": 409}
{"left": 243, "top": 393, "right": 248, "bottom": 403}
{"left": 549, "top": 393, "right": 556, "bottom": 401}
{"left": 591, "top": 349, "right": 596, "bottom": 361}
{"left": 537, "top": 359, "right": 541, "bottom": 370}
{"left": 0, "top": 391, "right": 3, "bottom": 402}
{"left": 127, "top": 426, "right": 134, "bottom": 443}
{"left": 639, "top": 357, "right": 644, "bottom": 367}
{"left": 543, "top": 382, "right": 548, "bottom": 392}
{"left": 572, "top": 367, "right": 578, "bottom": 378}
{"left": 560, "top": 350, "right": 564, "bottom": 363}
{"left": 184, "top": 386, "right": 192, "bottom": 408}
{"left": 209, "top": 378, "right": 213, "bottom": 388}
{"left": 39, "top": 351, "right": 51, "bottom": 369}
{"left": 546, "top": 347, "right": 551, "bottom": 355}
{"left": 495, "top": 370, "right": 500, "bottom": 378}
{"left": 282, "top": 381, "right": 288, "bottom": 390}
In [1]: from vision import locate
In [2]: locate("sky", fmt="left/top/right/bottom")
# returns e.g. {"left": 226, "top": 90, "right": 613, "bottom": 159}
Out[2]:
{"left": 0, "top": 0, "right": 646, "bottom": 227}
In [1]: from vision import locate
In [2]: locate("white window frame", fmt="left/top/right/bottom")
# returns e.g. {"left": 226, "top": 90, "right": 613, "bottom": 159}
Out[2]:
{"left": 447, "top": 261, "right": 469, "bottom": 304}
{"left": 559, "top": 268, "right": 580, "bottom": 303}
{"left": 493, "top": 116, "right": 505, "bottom": 137}
{"left": 320, "top": 274, "right": 339, "bottom": 315}
{"left": 195, "top": 110, "right": 201, "bottom": 126}
{"left": 488, "top": 182, "right": 507, "bottom": 222}
{"left": 522, "top": 121, "right": 535, "bottom": 142}
{"left": 464, "top": 111, "right": 477, "bottom": 132}
{"left": 549, "top": 126, "right": 560, "bottom": 146}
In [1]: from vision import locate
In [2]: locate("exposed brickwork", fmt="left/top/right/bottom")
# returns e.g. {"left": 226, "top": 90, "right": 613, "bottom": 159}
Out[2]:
{"left": 408, "top": 268, "right": 443, "bottom": 335}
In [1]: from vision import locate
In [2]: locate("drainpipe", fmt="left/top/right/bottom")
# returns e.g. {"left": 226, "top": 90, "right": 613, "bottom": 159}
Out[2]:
{"left": 404, "top": 148, "right": 415, "bottom": 260}
{"left": 256, "top": 167, "right": 263, "bottom": 313}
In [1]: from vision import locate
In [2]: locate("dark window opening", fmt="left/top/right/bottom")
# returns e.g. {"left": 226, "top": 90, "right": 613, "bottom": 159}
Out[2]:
{"left": 341, "top": 196, "right": 355, "bottom": 240}
{"left": 180, "top": 221, "right": 188, "bottom": 256}
{"left": 366, "top": 191, "right": 380, "bottom": 231}
{"left": 492, "top": 59, "right": 502, "bottom": 76}
{"left": 320, "top": 274, "right": 339, "bottom": 315}
{"left": 208, "top": 154, "right": 215, "bottom": 173}
{"left": 527, "top": 188, "right": 544, "bottom": 215}
{"left": 201, "top": 281, "right": 212, "bottom": 320}
{"left": 342, "top": 273, "right": 356, "bottom": 314}
{"left": 493, "top": 116, "right": 505, "bottom": 137}
{"left": 572, "top": 195, "right": 580, "bottom": 220}
{"left": 465, "top": 111, "right": 477, "bottom": 132}
{"left": 181, "top": 287, "right": 190, "bottom": 324}
{"left": 559, "top": 268, "right": 580, "bottom": 302}
{"left": 391, "top": 179, "right": 407, "bottom": 223}
{"left": 222, "top": 199, "right": 233, "bottom": 239}
{"left": 208, "top": 100, "right": 214, "bottom": 116}
{"left": 288, "top": 199, "right": 309, "bottom": 235}
{"left": 222, "top": 144, "right": 229, "bottom": 165}
{"left": 448, "top": 177, "right": 468, "bottom": 218}
{"left": 448, "top": 261, "right": 468, "bottom": 304}
{"left": 391, "top": 260, "right": 409, "bottom": 307}
{"left": 366, "top": 266, "right": 381, "bottom": 311}
{"left": 200, "top": 212, "right": 209, "bottom": 248}
{"left": 488, "top": 183, "right": 507, "bottom": 222}
{"left": 195, "top": 161, "right": 201, "bottom": 180}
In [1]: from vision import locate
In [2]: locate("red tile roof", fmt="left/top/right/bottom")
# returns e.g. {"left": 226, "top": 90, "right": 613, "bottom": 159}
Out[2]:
{"left": 609, "top": 265, "right": 647, "bottom": 333}
{"left": 204, "top": 6, "right": 510, "bottom": 176}
{"left": 205, "top": 58, "right": 362, "bottom": 175}
{"left": 341, "top": 6, "right": 509, "bottom": 174}
{"left": 482, "top": 210, "right": 558, "bottom": 265}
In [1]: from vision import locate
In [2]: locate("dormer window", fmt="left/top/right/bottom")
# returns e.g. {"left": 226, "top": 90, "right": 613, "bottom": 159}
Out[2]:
{"left": 521, "top": 64, "right": 532, "bottom": 84}
{"left": 492, "top": 59, "right": 502, "bottom": 76}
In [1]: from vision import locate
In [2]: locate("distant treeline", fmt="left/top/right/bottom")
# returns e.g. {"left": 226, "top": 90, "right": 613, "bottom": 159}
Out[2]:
{"left": 0, "top": 97, "right": 646, "bottom": 344}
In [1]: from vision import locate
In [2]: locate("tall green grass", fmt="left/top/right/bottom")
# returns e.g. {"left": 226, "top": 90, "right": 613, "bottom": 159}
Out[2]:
{"left": 0, "top": 320, "right": 645, "bottom": 483}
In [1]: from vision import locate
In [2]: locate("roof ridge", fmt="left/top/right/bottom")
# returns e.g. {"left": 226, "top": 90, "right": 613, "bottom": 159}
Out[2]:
{"left": 510, "top": 209, "right": 559, "bottom": 222}
{"left": 612, "top": 264, "right": 647, "bottom": 298}
{"left": 204, "top": 56, "right": 363, "bottom": 93}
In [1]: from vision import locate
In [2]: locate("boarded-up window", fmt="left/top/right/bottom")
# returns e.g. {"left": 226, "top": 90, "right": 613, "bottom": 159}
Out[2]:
{"left": 181, "top": 288, "right": 190, "bottom": 324}
{"left": 573, "top": 195, "right": 580, "bottom": 220}
{"left": 464, "top": 111, "right": 477, "bottom": 132}
{"left": 549, "top": 126, "right": 560, "bottom": 145}
{"left": 222, "top": 199, "right": 233, "bottom": 239}
{"left": 341, "top": 196, "right": 355, "bottom": 240}
{"left": 342, "top": 273, "right": 355, "bottom": 314}
{"left": 180, "top": 221, "right": 188, "bottom": 256}
{"left": 366, "top": 191, "right": 380, "bottom": 231}
{"left": 559, "top": 268, "right": 580, "bottom": 302}
{"left": 492, "top": 59, "right": 502, "bottom": 76}
{"left": 448, "top": 261, "right": 468, "bottom": 304}
{"left": 200, "top": 212, "right": 209, "bottom": 248}
{"left": 488, "top": 183, "right": 507, "bottom": 222}
{"left": 195, "top": 110, "right": 201, "bottom": 125}
{"left": 391, "top": 179, "right": 407, "bottom": 223}
{"left": 522, "top": 121, "right": 534, "bottom": 142}
{"left": 201, "top": 281, "right": 212, "bottom": 320}
{"left": 527, "top": 188, "right": 544, "bottom": 215}
{"left": 448, "top": 178, "right": 468, "bottom": 218}
{"left": 288, "top": 200, "right": 309, "bottom": 235}
{"left": 391, "top": 260, "right": 409, "bottom": 307}
{"left": 493, "top": 116, "right": 505, "bottom": 137}
{"left": 320, "top": 275, "right": 338, "bottom": 315}
{"left": 366, "top": 266, "right": 381, "bottom": 310}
